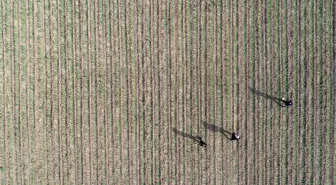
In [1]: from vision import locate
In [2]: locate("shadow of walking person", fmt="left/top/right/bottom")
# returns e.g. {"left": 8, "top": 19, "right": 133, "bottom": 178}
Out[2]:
{"left": 172, "top": 128, "right": 198, "bottom": 141}
{"left": 172, "top": 128, "right": 207, "bottom": 147}
{"left": 249, "top": 86, "right": 282, "bottom": 106}
{"left": 202, "top": 121, "right": 232, "bottom": 140}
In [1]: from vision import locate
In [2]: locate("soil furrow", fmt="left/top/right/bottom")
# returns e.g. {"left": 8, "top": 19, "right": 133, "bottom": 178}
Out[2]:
{"left": 262, "top": 0, "right": 268, "bottom": 183}
{"left": 331, "top": 1, "right": 335, "bottom": 183}
{"left": 136, "top": 1, "right": 142, "bottom": 183}
{"left": 301, "top": 0, "right": 309, "bottom": 182}
{"left": 0, "top": 0, "right": 5, "bottom": 183}
{"left": 134, "top": 0, "right": 140, "bottom": 183}
{"left": 196, "top": 1, "right": 202, "bottom": 184}
{"left": 224, "top": 1, "right": 232, "bottom": 184}
{"left": 317, "top": 1, "right": 324, "bottom": 184}
{"left": 298, "top": 1, "right": 306, "bottom": 183}
{"left": 10, "top": 0, "right": 17, "bottom": 183}
{"left": 42, "top": 0, "right": 49, "bottom": 183}
{"left": 308, "top": 0, "right": 316, "bottom": 183}
{"left": 233, "top": 0, "right": 239, "bottom": 183}
{"left": 140, "top": 1, "right": 146, "bottom": 183}
{"left": 20, "top": 2, "right": 28, "bottom": 184}
{"left": 219, "top": 1, "right": 225, "bottom": 184}
{"left": 292, "top": 0, "right": 299, "bottom": 184}
{"left": 284, "top": 0, "right": 290, "bottom": 183}
{"left": 102, "top": 0, "right": 109, "bottom": 183}
{"left": 79, "top": 0, "right": 85, "bottom": 183}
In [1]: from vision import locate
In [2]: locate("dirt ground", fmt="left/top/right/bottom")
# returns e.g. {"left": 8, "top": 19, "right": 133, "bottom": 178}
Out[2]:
{"left": 0, "top": 0, "right": 335, "bottom": 184}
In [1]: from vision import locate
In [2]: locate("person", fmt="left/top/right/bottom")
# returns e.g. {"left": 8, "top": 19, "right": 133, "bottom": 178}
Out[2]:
{"left": 231, "top": 132, "right": 240, "bottom": 140}
{"left": 281, "top": 97, "right": 293, "bottom": 107}
{"left": 196, "top": 136, "right": 207, "bottom": 147}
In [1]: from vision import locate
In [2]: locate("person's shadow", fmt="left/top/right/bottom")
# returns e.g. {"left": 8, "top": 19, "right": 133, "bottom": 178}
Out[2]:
{"left": 202, "top": 121, "right": 232, "bottom": 140}
{"left": 249, "top": 86, "right": 282, "bottom": 106}
{"left": 172, "top": 128, "right": 198, "bottom": 142}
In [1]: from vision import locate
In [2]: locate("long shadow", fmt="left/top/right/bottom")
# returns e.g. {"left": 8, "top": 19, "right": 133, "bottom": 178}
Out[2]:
{"left": 172, "top": 128, "right": 198, "bottom": 142}
{"left": 202, "top": 121, "right": 232, "bottom": 140}
{"left": 249, "top": 86, "right": 282, "bottom": 106}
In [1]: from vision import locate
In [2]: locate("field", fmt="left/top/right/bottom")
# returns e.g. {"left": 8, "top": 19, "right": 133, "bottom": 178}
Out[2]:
{"left": 0, "top": 0, "right": 335, "bottom": 184}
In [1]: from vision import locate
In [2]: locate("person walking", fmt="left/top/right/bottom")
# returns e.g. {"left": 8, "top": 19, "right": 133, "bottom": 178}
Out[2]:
{"left": 196, "top": 136, "right": 207, "bottom": 147}
{"left": 231, "top": 132, "right": 240, "bottom": 140}
{"left": 281, "top": 97, "right": 293, "bottom": 107}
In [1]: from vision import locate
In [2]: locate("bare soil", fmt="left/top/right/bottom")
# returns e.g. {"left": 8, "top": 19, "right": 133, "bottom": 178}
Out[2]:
{"left": 0, "top": 0, "right": 334, "bottom": 184}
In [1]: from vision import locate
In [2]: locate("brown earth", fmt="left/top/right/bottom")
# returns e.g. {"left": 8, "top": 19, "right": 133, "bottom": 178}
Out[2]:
{"left": 0, "top": 0, "right": 335, "bottom": 184}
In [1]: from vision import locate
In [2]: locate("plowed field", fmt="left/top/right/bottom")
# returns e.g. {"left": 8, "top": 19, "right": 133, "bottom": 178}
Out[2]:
{"left": 0, "top": 0, "right": 335, "bottom": 184}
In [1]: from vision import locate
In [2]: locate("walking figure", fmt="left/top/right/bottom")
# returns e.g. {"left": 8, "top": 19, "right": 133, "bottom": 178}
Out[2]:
{"left": 196, "top": 136, "right": 207, "bottom": 147}
{"left": 231, "top": 132, "right": 240, "bottom": 140}
{"left": 281, "top": 97, "right": 293, "bottom": 107}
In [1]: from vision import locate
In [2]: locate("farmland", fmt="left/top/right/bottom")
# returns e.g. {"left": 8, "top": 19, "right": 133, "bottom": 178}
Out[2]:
{"left": 0, "top": 0, "right": 335, "bottom": 184}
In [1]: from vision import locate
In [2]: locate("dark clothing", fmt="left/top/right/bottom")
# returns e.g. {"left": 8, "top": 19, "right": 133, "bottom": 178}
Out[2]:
{"left": 196, "top": 136, "right": 207, "bottom": 147}
{"left": 281, "top": 99, "right": 293, "bottom": 107}
{"left": 199, "top": 140, "right": 207, "bottom": 147}
{"left": 231, "top": 132, "right": 240, "bottom": 140}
